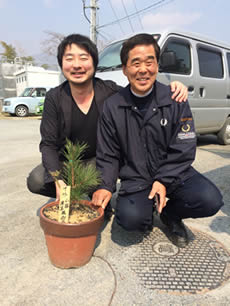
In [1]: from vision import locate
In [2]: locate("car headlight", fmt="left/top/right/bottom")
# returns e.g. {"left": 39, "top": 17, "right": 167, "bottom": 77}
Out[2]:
{"left": 4, "top": 101, "right": 11, "bottom": 106}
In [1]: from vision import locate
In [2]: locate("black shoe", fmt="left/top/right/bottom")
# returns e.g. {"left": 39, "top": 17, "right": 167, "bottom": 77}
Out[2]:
{"left": 140, "top": 223, "right": 153, "bottom": 233}
{"left": 104, "top": 202, "right": 113, "bottom": 221}
{"left": 160, "top": 212, "right": 189, "bottom": 248}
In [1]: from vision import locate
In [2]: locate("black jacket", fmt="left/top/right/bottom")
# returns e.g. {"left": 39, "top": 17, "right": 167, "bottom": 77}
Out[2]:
{"left": 40, "top": 78, "right": 120, "bottom": 183}
{"left": 96, "top": 81, "right": 197, "bottom": 195}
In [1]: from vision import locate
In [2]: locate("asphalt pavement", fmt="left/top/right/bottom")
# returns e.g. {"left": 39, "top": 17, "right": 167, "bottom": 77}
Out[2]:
{"left": 0, "top": 117, "right": 230, "bottom": 306}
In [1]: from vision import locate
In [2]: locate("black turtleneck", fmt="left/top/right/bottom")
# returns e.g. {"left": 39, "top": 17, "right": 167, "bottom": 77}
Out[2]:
{"left": 130, "top": 87, "right": 154, "bottom": 117}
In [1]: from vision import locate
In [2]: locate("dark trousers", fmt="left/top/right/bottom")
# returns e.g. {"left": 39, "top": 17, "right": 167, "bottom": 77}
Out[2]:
{"left": 27, "top": 164, "right": 56, "bottom": 198}
{"left": 27, "top": 157, "right": 96, "bottom": 199}
{"left": 115, "top": 172, "right": 224, "bottom": 232}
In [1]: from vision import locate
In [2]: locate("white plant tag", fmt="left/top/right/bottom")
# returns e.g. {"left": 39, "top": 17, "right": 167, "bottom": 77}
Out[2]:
{"left": 58, "top": 186, "right": 71, "bottom": 223}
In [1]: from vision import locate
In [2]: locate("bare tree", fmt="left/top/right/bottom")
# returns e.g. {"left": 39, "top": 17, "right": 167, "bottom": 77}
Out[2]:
{"left": 14, "top": 41, "right": 35, "bottom": 65}
{"left": 41, "top": 30, "right": 65, "bottom": 56}
{"left": 14, "top": 41, "right": 26, "bottom": 57}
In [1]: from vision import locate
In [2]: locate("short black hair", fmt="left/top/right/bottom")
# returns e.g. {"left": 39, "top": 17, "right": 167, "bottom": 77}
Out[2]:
{"left": 120, "top": 33, "right": 160, "bottom": 66}
{"left": 57, "top": 34, "right": 98, "bottom": 71}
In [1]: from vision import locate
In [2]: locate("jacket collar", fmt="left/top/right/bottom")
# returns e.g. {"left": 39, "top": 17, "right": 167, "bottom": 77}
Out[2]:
{"left": 93, "top": 77, "right": 103, "bottom": 114}
{"left": 119, "top": 80, "right": 173, "bottom": 108}
{"left": 60, "top": 81, "right": 73, "bottom": 138}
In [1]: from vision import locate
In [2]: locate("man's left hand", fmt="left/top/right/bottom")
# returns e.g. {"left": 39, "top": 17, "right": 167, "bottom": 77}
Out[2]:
{"left": 170, "top": 81, "right": 188, "bottom": 102}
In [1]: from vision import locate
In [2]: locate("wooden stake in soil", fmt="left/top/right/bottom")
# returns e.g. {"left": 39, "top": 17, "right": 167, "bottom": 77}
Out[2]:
{"left": 58, "top": 186, "right": 71, "bottom": 223}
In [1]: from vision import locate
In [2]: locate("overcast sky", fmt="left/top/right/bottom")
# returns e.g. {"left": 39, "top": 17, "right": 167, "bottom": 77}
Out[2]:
{"left": 0, "top": 0, "right": 229, "bottom": 57}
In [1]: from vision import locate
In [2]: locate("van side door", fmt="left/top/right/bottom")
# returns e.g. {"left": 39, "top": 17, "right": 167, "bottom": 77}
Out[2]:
{"left": 226, "top": 53, "right": 230, "bottom": 103}
{"left": 194, "top": 44, "right": 228, "bottom": 133}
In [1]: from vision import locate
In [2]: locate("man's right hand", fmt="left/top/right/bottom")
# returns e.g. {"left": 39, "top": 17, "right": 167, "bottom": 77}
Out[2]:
{"left": 148, "top": 181, "right": 166, "bottom": 214}
{"left": 55, "top": 180, "right": 67, "bottom": 202}
{"left": 92, "top": 189, "right": 112, "bottom": 209}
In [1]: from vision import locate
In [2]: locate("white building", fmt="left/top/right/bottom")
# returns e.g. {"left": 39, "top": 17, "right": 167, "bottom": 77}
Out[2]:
{"left": 0, "top": 62, "right": 17, "bottom": 101}
{"left": 15, "top": 65, "right": 61, "bottom": 96}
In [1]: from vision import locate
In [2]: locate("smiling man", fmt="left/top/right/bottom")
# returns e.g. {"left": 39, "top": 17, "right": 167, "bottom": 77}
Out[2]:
{"left": 27, "top": 33, "right": 188, "bottom": 216}
{"left": 123, "top": 44, "right": 159, "bottom": 95}
{"left": 92, "top": 33, "right": 224, "bottom": 247}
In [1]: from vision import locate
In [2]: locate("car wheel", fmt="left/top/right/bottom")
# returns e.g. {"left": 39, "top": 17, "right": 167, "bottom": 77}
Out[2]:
{"left": 217, "top": 117, "right": 230, "bottom": 145}
{"left": 15, "top": 105, "right": 28, "bottom": 117}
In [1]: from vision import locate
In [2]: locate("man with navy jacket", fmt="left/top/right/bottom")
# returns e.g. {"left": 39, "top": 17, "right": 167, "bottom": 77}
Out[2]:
{"left": 92, "top": 33, "right": 224, "bottom": 247}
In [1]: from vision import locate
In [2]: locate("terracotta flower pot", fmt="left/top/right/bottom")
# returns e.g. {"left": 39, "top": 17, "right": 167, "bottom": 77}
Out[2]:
{"left": 40, "top": 200, "right": 104, "bottom": 269}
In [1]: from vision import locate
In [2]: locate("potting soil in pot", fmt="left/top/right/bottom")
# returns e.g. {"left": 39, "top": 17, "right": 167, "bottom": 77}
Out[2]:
{"left": 43, "top": 203, "right": 99, "bottom": 224}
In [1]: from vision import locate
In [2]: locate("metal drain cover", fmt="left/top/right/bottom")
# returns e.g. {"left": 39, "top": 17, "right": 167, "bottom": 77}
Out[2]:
{"left": 129, "top": 227, "right": 230, "bottom": 294}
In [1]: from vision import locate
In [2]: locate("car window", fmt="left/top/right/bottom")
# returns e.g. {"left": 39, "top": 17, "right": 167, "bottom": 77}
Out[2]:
{"left": 31, "top": 88, "right": 47, "bottom": 97}
{"left": 98, "top": 34, "right": 161, "bottom": 71}
{"left": 98, "top": 40, "right": 123, "bottom": 69}
{"left": 39, "top": 88, "right": 47, "bottom": 97}
{"left": 197, "top": 46, "right": 223, "bottom": 78}
{"left": 160, "top": 38, "right": 191, "bottom": 75}
{"left": 21, "top": 88, "right": 32, "bottom": 97}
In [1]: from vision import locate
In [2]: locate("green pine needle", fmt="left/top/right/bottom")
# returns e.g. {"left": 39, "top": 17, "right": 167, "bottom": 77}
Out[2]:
{"left": 57, "top": 139, "right": 101, "bottom": 202}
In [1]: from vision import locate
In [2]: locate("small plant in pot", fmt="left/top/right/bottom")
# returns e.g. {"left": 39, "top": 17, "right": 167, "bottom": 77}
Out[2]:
{"left": 39, "top": 139, "right": 104, "bottom": 269}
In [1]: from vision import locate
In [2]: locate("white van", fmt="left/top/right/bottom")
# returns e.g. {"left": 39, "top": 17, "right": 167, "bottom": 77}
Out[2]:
{"left": 96, "top": 29, "right": 230, "bottom": 145}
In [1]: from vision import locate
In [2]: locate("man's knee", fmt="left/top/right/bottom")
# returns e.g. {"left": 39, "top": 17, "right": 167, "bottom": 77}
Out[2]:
{"left": 27, "top": 164, "right": 45, "bottom": 194}
{"left": 115, "top": 211, "right": 143, "bottom": 231}
{"left": 182, "top": 174, "right": 224, "bottom": 218}
{"left": 115, "top": 194, "right": 152, "bottom": 232}
{"left": 200, "top": 185, "right": 224, "bottom": 217}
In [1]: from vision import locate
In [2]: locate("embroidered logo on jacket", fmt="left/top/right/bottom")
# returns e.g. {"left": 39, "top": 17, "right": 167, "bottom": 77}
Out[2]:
{"left": 177, "top": 131, "right": 196, "bottom": 140}
{"left": 177, "top": 118, "right": 196, "bottom": 141}
{"left": 181, "top": 124, "right": 191, "bottom": 132}
{"left": 160, "top": 118, "right": 168, "bottom": 126}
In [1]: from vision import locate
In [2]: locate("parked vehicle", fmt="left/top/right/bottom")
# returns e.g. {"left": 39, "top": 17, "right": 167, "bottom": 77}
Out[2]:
{"left": 2, "top": 87, "right": 51, "bottom": 117}
{"left": 35, "top": 100, "right": 44, "bottom": 115}
{"left": 96, "top": 29, "right": 230, "bottom": 144}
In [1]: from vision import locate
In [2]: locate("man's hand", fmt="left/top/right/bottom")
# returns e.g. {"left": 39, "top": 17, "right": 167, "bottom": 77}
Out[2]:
{"left": 148, "top": 181, "right": 166, "bottom": 214}
{"left": 92, "top": 189, "right": 112, "bottom": 209}
{"left": 55, "top": 180, "right": 67, "bottom": 202}
{"left": 170, "top": 81, "right": 188, "bottom": 102}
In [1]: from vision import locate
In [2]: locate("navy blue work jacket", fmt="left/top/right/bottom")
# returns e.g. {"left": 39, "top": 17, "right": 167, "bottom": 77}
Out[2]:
{"left": 96, "top": 81, "right": 197, "bottom": 195}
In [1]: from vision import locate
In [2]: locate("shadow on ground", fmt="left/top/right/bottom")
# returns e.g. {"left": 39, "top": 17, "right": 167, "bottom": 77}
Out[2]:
{"left": 202, "top": 165, "right": 230, "bottom": 234}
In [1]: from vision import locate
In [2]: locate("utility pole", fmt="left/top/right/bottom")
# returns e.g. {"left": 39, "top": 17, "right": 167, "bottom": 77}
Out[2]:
{"left": 90, "top": 0, "right": 98, "bottom": 44}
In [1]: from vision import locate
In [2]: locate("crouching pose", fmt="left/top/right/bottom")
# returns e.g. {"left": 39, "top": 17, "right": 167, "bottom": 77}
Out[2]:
{"left": 92, "top": 33, "right": 224, "bottom": 247}
{"left": 27, "top": 33, "right": 188, "bottom": 214}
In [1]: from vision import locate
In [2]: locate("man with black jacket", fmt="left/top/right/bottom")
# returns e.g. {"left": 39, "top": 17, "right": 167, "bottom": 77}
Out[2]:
{"left": 92, "top": 33, "right": 224, "bottom": 246}
{"left": 27, "top": 34, "right": 188, "bottom": 206}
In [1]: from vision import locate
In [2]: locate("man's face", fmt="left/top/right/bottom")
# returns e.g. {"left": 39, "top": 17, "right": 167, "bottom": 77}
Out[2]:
{"left": 62, "top": 44, "right": 95, "bottom": 86}
{"left": 122, "top": 44, "right": 158, "bottom": 95}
